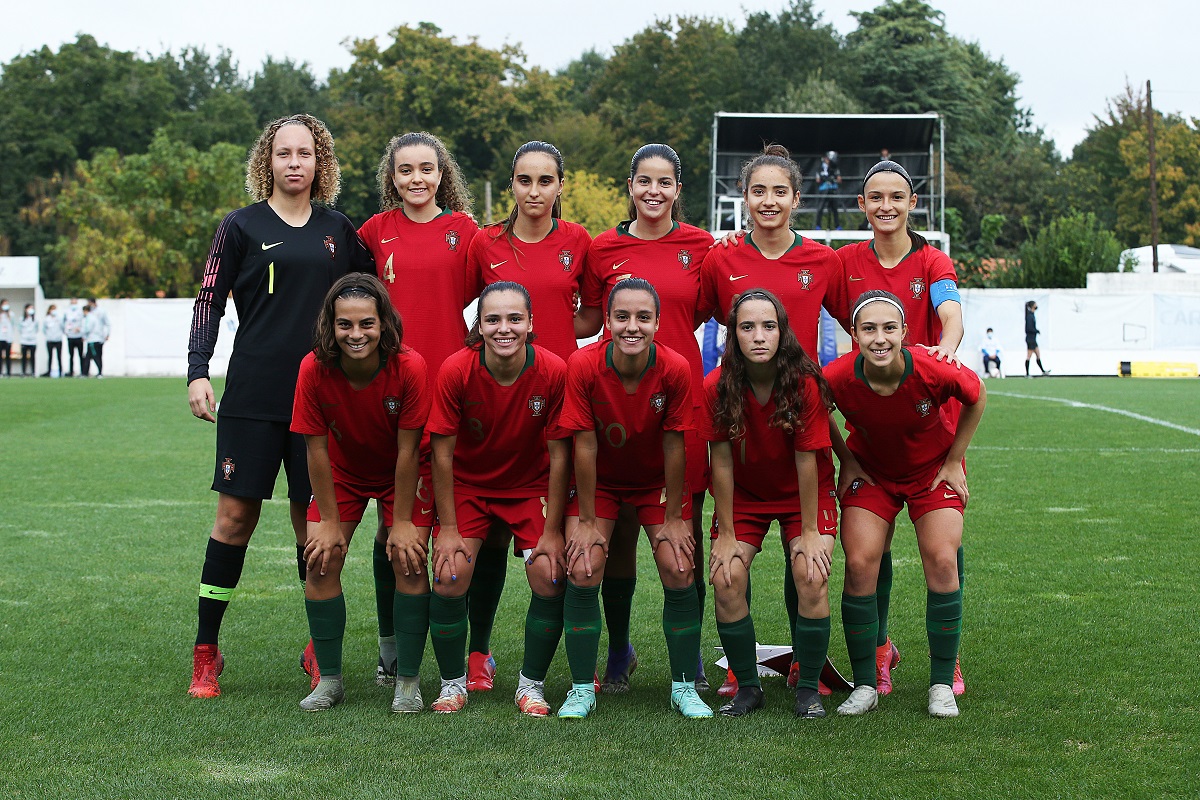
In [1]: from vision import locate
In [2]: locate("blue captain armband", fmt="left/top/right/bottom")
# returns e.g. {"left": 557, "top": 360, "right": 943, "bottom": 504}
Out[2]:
{"left": 930, "top": 279, "right": 960, "bottom": 308}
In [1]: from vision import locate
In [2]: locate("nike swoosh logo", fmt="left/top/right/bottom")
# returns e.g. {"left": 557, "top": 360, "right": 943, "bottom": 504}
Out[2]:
{"left": 611, "top": 259, "right": 629, "bottom": 270}
{"left": 262, "top": 242, "right": 283, "bottom": 250}
{"left": 849, "top": 275, "right": 864, "bottom": 281}
{"left": 941, "top": 625, "right": 958, "bottom": 631}
{"left": 381, "top": 237, "right": 399, "bottom": 244}
{"left": 848, "top": 628, "right": 868, "bottom": 636}
{"left": 729, "top": 274, "right": 749, "bottom": 281}
{"left": 419, "top": 508, "right": 431, "bottom": 515}
{"left": 943, "top": 492, "right": 959, "bottom": 500}
{"left": 490, "top": 261, "right": 507, "bottom": 270}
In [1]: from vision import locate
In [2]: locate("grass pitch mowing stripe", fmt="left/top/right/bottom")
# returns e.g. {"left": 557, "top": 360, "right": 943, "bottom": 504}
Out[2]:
{"left": 0, "top": 377, "right": 1197, "bottom": 798}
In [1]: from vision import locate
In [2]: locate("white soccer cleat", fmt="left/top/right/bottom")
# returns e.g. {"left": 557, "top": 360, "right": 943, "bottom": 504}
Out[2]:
{"left": 391, "top": 676, "right": 423, "bottom": 713}
{"left": 836, "top": 685, "right": 879, "bottom": 716}
{"left": 928, "top": 683, "right": 959, "bottom": 718}
{"left": 300, "top": 678, "right": 345, "bottom": 711}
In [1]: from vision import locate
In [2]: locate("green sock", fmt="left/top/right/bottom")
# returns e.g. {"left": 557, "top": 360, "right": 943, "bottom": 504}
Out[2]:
{"left": 662, "top": 583, "right": 701, "bottom": 682}
{"left": 957, "top": 544, "right": 966, "bottom": 660}
{"left": 927, "top": 587, "right": 962, "bottom": 686}
{"left": 373, "top": 538, "right": 394, "bottom": 637}
{"left": 305, "top": 594, "right": 347, "bottom": 677}
{"left": 467, "top": 546, "right": 507, "bottom": 655}
{"left": 783, "top": 559, "right": 798, "bottom": 654}
{"left": 842, "top": 592, "right": 879, "bottom": 688}
{"left": 564, "top": 582, "right": 602, "bottom": 684}
{"left": 793, "top": 614, "right": 831, "bottom": 691}
{"left": 522, "top": 592, "right": 564, "bottom": 682}
{"left": 392, "top": 591, "right": 430, "bottom": 678}
{"left": 601, "top": 576, "right": 636, "bottom": 652}
{"left": 429, "top": 593, "right": 468, "bottom": 681}
{"left": 877, "top": 551, "right": 893, "bottom": 647}
{"left": 716, "top": 614, "right": 760, "bottom": 688}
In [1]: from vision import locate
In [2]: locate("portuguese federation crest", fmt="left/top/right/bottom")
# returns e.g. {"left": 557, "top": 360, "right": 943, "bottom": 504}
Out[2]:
{"left": 324, "top": 235, "right": 336, "bottom": 258}
{"left": 528, "top": 395, "right": 547, "bottom": 416}
{"left": 221, "top": 458, "right": 235, "bottom": 481}
{"left": 915, "top": 397, "right": 933, "bottom": 417}
{"left": 558, "top": 250, "right": 573, "bottom": 270}
{"left": 797, "top": 269, "right": 813, "bottom": 290}
{"left": 446, "top": 230, "right": 460, "bottom": 251}
{"left": 677, "top": 250, "right": 692, "bottom": 269}
{"left": 384, "top": 396, "right": 401, "bottom": 415}
{"left": 650, "top": 392, "right": 667, "bottom": 413}
{"left": 909, "top": 276, "right": 926, "bottom": 299}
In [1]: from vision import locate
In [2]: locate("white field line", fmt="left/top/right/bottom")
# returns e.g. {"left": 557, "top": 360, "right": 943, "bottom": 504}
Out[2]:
{"left": 989, "top": 391, "right": 1200, "bottom": 437}
{"left": 974, "top": 446, "right": 1200, "bottom": 453}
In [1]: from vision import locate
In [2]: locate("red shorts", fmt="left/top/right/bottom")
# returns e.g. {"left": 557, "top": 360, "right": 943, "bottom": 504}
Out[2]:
{"left": 307, "top": 480, "right": 394, "bottom": 526}
{"left": 566, "top": 484, "right": 693, "bottom": 526}
{"left": 839, "top": 472, "right": 965, "bottom": 524}
{"left": 684, "top": 427, "right": 709, "bottom": 499}
{"left": 710, "top": 497, "right": 838, "bottom": 549}
{"left": 440, "top": 494, "right": 547, "bottom": 554}
{"left": 411, "top": 461, "right": 437, "bottom": 527}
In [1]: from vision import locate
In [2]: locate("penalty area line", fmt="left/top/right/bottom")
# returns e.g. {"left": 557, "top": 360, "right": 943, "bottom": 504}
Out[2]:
{"left": 990, "top": 391, "right": 1200, "bottom": 437}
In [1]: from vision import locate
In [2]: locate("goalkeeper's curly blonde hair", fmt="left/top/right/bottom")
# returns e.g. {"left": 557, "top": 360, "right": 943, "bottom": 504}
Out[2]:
{"left": 245, "top": 114, "right": 341, "bottom": 205}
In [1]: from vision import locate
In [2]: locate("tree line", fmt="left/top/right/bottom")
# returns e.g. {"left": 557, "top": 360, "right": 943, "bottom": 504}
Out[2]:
{"left": 1, "top": 0, "right": 1195, "bottom": 298}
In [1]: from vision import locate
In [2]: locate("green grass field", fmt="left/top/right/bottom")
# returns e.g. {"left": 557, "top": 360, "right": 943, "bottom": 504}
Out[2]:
{"left": 1, "top": 376, "right": 1198, "bottom": 799}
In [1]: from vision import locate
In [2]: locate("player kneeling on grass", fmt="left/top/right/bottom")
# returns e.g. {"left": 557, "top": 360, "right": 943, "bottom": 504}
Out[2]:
{"left": 705, "top": 289, "right": 837, "bottom": 719}
{"left": 291, "top": 274, "right": 429, "bottom": 711}
{"left": 557, "top": 278, "right": 712, "bottom": 720}
{"left": 425, "top": 282, "right": 572, "bottom": 716}
{"left": 825, "top": 290, "right": 985, "bottom": 718}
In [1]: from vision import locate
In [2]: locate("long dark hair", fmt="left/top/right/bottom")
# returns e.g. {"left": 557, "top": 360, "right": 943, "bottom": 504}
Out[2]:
{"left": 465, "top": 281, "right": 538, "bottom": 349}
{"left": 861, "top": 160, "right": 928, "bottom": 250}
{"left": 714, "top": 288, "right": 832, "bottom": 439}
{"left": 627, "top": 143, "right": 684, "bottom": 222}
{"left": 313, "top": 273, "right": 403, "bottom": 365}
{"left": 490, "top": 141, "right": 565, "bottom": 266}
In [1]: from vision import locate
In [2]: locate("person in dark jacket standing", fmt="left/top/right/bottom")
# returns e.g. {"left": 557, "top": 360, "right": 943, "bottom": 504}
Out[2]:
{"left": 1024, "top": 301, "right": 1049, "bottom": 377}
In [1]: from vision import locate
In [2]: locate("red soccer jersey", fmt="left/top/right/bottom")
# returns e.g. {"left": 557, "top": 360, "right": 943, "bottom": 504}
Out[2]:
{"left": 358, "top": 209, "right": 481, "bottom": 389}
{"left": 699, "top": 366, "right": 831, "bottom": 513}
{"left": 290, "top": 348, "right": 430, "bottom": 487}
{"left": 836, "top": 240, "right": 958, "bottom": 347}
{"left": 426, "top": 344, "right": 567, "bottom": 498}
{"left": 698, "top": 231, "right": 848, "bottom": 360}
{"left": 558, "top": 340, "right": 693, "bottom": 491}
{"left": 466, "top": 220, "right": 591, "bottom": 361}
{"left": 582, "top": 221, "right": 713, "bottom": 395}
{"left": 824, "top": 347, "right": 981, "bottom": 483}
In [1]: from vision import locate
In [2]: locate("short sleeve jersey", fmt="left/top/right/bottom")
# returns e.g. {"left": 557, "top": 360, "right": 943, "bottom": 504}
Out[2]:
{"left": 188, "top": 202, "right": 375, "bottom": 421}
{"left": 558, "top": 341, "right": 693, "bottom": 491}
{"left": 698, "top": 231, "right": 848, "bottom": 359}
{"left": 824, "top": 347, "right": 980, "bottom": 483}
{"left": 699, "top": 367, "right": 831, "bottom": 512}
{"left": 358, "top": 208, "right": 481, "bottom": 390}
{"left": 426, "top": 344, "right": 568, "bottom": 498}
{"left": 836, "top": 240, "right": 958, "bottom": 347}
{"left": 466, "top": 220, "right": 591, "bottom": 361}
{"left": 290, "top": 348, "right": 430, "bottom": 487}
{"left": 582, "top": 221, "right": 713, "bottom": 395}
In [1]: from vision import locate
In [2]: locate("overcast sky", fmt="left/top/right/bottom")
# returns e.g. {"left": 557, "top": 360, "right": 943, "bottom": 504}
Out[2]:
{"left": 4, "top": 1, "right": 1196, "bottom": 155}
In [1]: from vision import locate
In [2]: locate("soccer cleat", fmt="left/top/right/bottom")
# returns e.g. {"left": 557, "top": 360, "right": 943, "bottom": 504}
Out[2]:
{"left": 376, "top": 655, "right": 397, "bottom": 688}
{"left": 301, "top": 639, "right": 319, "bottom": 691}
{"left": 718, "top": 686, "right": 764, "bottom": 717}
{"left": 466, "top": 651, "right": 496, "bottom": 692}
{"left": 670, "top": 681, "right": 714, "bottom": 719}
{"left": 875, "top": 637, "right": 901, "bottom": 696}
{"left": 718, "top": 668, "right": 738, "bottom": 698}
{"left": 794, "top": 686, "right": 826, "bottom": 719}
{"left": 601, "top": 643, "right": 638, "bottom": 694}
{"left": 928, "top": 683, "right": 959, "bottom": 718}
{"left": 787, "top": 660, "right": 799, "bottom": 689}
{"left": 515, "top": 679, "right": 551, "bottom": 717}
{"left": 431, "top": 679, "right": 468, "bottom": 713}
{"left": 694, "top": 655, "right": 710, "bottom": 692}
{"left": 952, "top": 656, "right": 965, "bottom": 696}
{"left": 391, "top": 676, "right": 423, "bottom": 713}
{"left": 188, "top": 644, "right": 224, "bottom": 698}
{"left": 300, "top": 678, "right": 345, "bottom": 711}
{"left": 836, "top": 685, "right": 879, "bottom": 716}
{"left": 557, "top": 685, "right": 597, "bottom": 719}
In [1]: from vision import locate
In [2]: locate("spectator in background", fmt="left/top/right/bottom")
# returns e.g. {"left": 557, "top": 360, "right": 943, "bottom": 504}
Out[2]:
{"left": 1024, "top": 301, "right": 1049, "bottom": 377}
{"left": 879, "top": 148, "right": 891, "bottom": 162}
{"left": 0, "top": 299, "right": 13, "bottom": 377}
{"left": 19, "top": 304, "right": 37, "bottom": 376}
{"left": 42, "top": 304, "right": 64, "bottom": 377}
{"left": 63, "top": 298, "right": 84, "bottom": 376}
{"left": 980, "top": 328, "right": 1002, "bottom": 378}
{"left": 814, "top": 151, "right": 842, "bottom": 230}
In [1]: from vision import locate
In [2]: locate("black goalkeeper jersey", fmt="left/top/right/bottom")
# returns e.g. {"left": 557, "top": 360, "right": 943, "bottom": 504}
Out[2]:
{"left": 188, "top": 201, "right": 375, "bottom": 421}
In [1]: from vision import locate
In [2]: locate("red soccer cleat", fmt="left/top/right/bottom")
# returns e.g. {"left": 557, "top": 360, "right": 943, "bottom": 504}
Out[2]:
{"left": 952, "top": 656, "right": 965, "bottom": 696}
{"left": 876, "top": 637, "right": 901, "bottom": 696}
{"left": 718, "top": 668, "right": 738, "bottom": 698}
{"left": 188, "top": 644, "right": 224, "bottom": 699}
{"left": 301, "top": 639, "right": 319, "bottom": 690}
{"left": 466, "top": 651, "right": 496, "bottom": 691}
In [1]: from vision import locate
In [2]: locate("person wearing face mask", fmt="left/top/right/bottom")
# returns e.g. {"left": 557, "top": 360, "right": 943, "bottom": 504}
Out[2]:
{"left": 41, "top": 304, "right": 64, "bottom": 377}
{"left": 63, "top": 299, "right": 84, "bottom": 377}
{"left": 980, "top": 328, "right": 1003, "bottom": 379}
{"left": 19, "top": 304, "right": 38, "bottom": 376}
{"left": 0, "top": 300, "right": 13, "bottom": 377}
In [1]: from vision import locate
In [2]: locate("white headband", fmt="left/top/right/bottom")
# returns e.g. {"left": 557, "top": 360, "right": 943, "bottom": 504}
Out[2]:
{"left": 852, "top": 296, "right": 905, "bottom": 325}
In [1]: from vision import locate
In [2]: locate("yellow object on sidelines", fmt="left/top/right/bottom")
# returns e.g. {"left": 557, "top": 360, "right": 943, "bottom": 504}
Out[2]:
{"left": 1118, "top": 361, "right": 1198, "bottom": 378}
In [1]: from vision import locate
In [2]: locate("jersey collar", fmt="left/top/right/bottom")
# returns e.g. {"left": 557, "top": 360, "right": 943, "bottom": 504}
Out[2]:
{"left": 746, "top": 230, "right": 802, "bottom": 256}
{"left": 616, "top": 220, "right": 679, "bottom": 238}
{"left": 480, "top": 343, "right": 535, "bottom": 381}
{"left": 853, "top": 347, "right": 913, "bottom": 389}
{"left": 868, "top": 238, "right": 920, "bottom": 266}
{"left": 605, "top": 340, "right": 656, "bottom": 379}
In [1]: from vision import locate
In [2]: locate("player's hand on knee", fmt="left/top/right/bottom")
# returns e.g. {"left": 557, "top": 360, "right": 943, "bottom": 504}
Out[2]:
{"left": 386, "top": 521, "right": 427, "bottom": 576}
